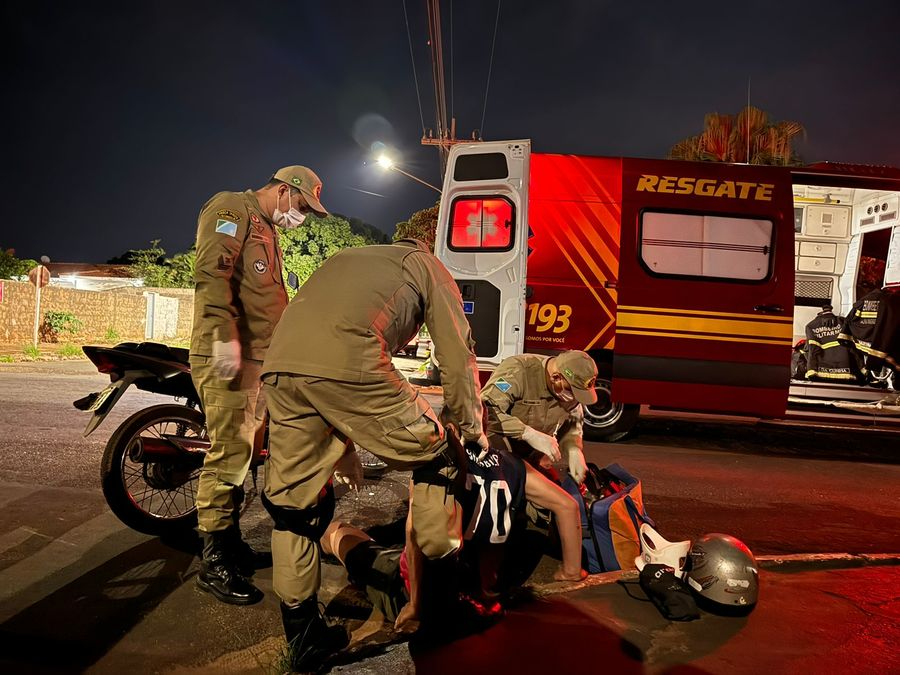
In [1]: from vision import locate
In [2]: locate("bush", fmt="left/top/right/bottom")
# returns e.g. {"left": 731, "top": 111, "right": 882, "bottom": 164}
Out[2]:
{"left": 41, "top": 311, "right": 83, "bottom": 343}
{"left": 58, "top": 344, "right": 82, "bottom": 358}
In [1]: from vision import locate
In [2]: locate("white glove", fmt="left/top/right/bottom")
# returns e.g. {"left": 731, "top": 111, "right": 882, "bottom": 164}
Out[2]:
{"left": 567, "top": 448, "right": 588, "bottom": 485}
{"left": 521, "top": 426, "right": 561, "bottom": 462}
{"left": 468, "top": 433, "right": 490, "bottom": 461}
{"left": 333, "top": 447, "right": 363, "bottom": 492}
{"left": 211, "top": 339, "right": 241, "bottom": 380}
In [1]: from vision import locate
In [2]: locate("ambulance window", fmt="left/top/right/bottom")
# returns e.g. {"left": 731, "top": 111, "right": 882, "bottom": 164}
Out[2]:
{"left": 640, "top": 211, "right": 773, "bottom": 281}
{"left": 453, "top": 153, "right": 509, "bottom": 181}
{"left": 448, "top": 196, "right": 515, "bottom": 251}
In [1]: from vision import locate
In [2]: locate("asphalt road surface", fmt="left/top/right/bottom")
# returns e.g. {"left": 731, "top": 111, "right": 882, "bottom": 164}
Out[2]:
{"left": 0, "top": 361, "right": 898, "bottom": 673}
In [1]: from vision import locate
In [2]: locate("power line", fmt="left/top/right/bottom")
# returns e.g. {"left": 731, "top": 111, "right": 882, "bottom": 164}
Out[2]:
{"left": 402, "top": 0, "right": 426, "bottom": 135}
{"left": 480, "top": 0, "right": 502, "bottom": 138}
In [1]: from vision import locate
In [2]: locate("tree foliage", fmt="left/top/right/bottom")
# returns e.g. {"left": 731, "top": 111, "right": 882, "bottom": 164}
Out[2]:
{"left": 280, "top": 214, "right": 368, "bottom": 296}
{"left": 334, "top": 214, "right": 390, "bottom": 244}
{"left": 669, "top": 106, "right": 805, "bottom": 166}
{"left": 393, "top": 202, "right": 440, "bottom": 252}
{"left": 126, "top": 240, "right": 195, "bottom": 288}
{"left": 0, "top": 248, "right": 38, "bottom": 279}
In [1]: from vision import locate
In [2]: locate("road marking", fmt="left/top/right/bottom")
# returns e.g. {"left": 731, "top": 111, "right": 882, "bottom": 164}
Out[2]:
{"left": 0, "top": 511, "right": 150, "bottom": 622}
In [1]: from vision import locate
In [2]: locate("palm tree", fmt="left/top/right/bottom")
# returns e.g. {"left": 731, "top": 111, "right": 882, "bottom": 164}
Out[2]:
{"left": 669, "top": 106, "right": 804, "bottom": 166}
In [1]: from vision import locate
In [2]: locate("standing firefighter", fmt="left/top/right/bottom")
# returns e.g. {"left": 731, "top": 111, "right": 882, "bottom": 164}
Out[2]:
{"left": 190, "top": 166, "right": 327, "bottom": 605}
{"left": 260, "top": 239, "right": 486, "bottom": 671}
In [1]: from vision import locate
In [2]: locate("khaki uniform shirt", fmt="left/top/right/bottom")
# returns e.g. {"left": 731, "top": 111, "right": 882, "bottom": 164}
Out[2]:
{"left": 262, "top": 244, "right": 483, "bottom": 441}
{"left": 190, "top": 190, "right": 288, "bottom": 360}
{"left": 482, "top": 354, "right": 584, "bottom": 454}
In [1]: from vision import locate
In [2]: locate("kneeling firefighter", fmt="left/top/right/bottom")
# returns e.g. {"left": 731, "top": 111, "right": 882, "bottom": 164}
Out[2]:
{"left": 260, "top": 239, "right": 486, "bottom": 672}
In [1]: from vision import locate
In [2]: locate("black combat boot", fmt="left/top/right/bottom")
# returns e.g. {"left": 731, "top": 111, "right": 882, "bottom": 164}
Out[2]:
{"left": 226, "top": 526, "right": 273, "bottom": 577}
{"left": 196, "top": 532, "right": 264, "bottom": 606}
{"left": 281, "top": 597, "right": 349, "bottom": 672}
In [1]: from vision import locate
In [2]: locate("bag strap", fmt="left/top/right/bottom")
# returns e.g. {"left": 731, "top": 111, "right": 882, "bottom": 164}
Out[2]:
{"left": 623, "top": 494, "right": 656, "bottom": 532}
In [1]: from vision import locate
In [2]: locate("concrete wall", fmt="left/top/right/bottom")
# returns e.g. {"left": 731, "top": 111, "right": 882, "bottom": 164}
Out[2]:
{"left": 0, "top": 280, "right": 194, "bottom": 344}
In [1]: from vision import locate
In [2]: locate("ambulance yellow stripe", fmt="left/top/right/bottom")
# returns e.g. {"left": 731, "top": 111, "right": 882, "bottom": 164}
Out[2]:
{"left": 617, "top": 311, "right": 793, "bottom": 339}
{"left": 545, "top": 227, "right": 615, "bottom": 336}
{"left": 617, "top": 329, "right": 791, "bottom": 346}
{"left": 618, "top": 304, "right": 793, "bottom": 322}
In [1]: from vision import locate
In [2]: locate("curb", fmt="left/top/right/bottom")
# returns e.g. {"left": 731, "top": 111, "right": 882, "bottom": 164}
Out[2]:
{"left": 528, "top": 552, "right": 900, "bottom": 598}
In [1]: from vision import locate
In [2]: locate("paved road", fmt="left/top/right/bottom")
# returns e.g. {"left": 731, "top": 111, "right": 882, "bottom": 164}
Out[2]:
{"left": 0, "top": 361, "right": 898, "bottom": 673}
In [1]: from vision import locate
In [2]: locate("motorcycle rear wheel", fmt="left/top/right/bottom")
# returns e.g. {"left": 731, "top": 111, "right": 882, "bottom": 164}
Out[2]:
{"left": 100, "top": 404, "right": 206, "bottom": 536}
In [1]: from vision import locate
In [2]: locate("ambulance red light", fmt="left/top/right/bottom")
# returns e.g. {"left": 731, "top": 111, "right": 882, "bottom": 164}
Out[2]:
{"left": 449, "top": 196, "right": 514, "bottom": 250}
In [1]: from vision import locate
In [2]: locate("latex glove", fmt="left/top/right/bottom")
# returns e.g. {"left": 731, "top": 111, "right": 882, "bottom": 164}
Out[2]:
{"left": 568, "top": 448, "right": 588, "bottom": 485}
{"left": 467, "top": 433, "right": 490, "bottom": 461}
{"left": 333, "top": 447, "right": 363, "bottom": 492}
{"left": 211, "top": 339, "right": 241, "bottom": 380}
{"left": 521, "top": 426, "right": 561, "bottom": 462}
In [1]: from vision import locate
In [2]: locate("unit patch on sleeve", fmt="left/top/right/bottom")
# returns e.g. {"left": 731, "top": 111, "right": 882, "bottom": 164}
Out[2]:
{"left": 217, "top": 254, "right": 233, "bottom": 271}
{"left": 253, "top": 259, "right": 268, "bottom": 274}
{"left": 216, "top": 209, "right": 242, "bottom": 222}
{"left": 250, "top": 213, "right": 261, "bottom": 224}
{"left": 495, "top": 379, "right": 512, "bottom": 393}
{"left": 215, "top": 219, "right": 238, "bottom": 237}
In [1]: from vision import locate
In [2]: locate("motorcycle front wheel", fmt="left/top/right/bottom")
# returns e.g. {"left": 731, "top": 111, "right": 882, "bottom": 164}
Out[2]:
{"left": 100, "top": 404, "right": 206, "bottom": 536}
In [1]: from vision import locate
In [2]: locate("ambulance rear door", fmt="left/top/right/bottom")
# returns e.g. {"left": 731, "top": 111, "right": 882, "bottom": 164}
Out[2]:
{"left": 613, "top": 159, "right": 795, "bottom": 418}
{"left": 434, "top": 140, "right": 530, "bottom": 366}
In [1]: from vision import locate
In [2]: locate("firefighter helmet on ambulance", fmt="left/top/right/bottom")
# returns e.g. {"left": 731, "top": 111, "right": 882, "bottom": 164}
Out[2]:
{"left": 684, "top": 533, "right": 759, "bottom": 609}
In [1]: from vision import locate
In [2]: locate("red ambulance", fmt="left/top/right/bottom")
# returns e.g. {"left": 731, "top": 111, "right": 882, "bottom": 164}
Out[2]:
{"left": 433, "top": 141, "right": 900, "bottom": 440}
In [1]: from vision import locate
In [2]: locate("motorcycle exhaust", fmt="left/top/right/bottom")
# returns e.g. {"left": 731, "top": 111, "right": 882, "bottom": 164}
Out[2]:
{"left": 129, "top": 436, "right": 211, "bottom": 462}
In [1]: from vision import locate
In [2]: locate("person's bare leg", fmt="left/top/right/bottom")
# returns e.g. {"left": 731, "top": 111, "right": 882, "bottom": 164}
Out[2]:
{"left": 320, "top": 521, "right": 371, "bottom": 562}
{"left": 523, "top": 462, "right": 587, "bottom": 581}
{"left": 394, "top": 480, "right": 423, "bottom": 632}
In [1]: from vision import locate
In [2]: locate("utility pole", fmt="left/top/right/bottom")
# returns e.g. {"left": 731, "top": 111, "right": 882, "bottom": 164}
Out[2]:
{"left": 424, "top": 0, "right": 450, "bottom": 175}
{"left": 421, "top": 0, "right": 480, "bottom": 177}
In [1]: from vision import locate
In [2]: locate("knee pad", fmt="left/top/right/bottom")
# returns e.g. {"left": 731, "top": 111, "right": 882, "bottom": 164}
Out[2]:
{"left": 261, "top": 485, "right": 335, "bottom": 540}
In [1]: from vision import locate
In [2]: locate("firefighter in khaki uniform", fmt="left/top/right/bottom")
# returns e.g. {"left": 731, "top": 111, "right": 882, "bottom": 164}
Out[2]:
{"left": 481, "top": 350, "right": 598, "bottom": 580}
{"left": 260, "top": 239, "right": 486, "bottom": 672}
{"left": 190, "top": 165, "right": 327, "bottom": 606}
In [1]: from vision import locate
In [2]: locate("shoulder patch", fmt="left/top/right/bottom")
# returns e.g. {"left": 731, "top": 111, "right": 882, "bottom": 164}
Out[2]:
{"left": 215, "top": 219, "right": 238, "bottom": 237}
{"left": 216, "top": 208, "right": 242, "bottom": 222}
{"left": 494, "top": 379, "right": 512, "bottom": 393}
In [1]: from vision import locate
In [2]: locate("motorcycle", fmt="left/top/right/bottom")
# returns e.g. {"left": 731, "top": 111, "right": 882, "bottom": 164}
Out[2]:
{"left": 74, "top": 341, "right": 264, "bottom": 536}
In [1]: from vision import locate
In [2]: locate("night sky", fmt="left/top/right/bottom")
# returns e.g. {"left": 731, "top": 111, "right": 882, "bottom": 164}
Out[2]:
{"left": 3, "top": 1, "right": 899, "bottom": 263}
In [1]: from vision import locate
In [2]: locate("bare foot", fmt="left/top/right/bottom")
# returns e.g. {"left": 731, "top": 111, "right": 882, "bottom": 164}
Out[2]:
{"left": 393, "top": 602, "right": 420, "bottom": 633}
{"left": 553, "top": 567, "right": 588, "bottom": 582}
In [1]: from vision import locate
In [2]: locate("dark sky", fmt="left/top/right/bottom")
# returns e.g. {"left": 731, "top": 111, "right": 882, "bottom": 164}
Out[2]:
{"left": 3, "top": 1, "right": 899, "bottom": 263}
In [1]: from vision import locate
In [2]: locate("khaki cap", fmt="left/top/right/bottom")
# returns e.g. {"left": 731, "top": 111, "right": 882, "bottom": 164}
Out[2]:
{"left": 272, "top": 165, "right": 328, "bottom": 217}
{"left": 555, "top": 350, "right": 598, "bottom": 406}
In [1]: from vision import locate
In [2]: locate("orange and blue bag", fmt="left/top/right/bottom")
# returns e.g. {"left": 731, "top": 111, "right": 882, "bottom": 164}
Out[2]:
{"left": 562, "top": 463, "right": 654, "bottom": 573}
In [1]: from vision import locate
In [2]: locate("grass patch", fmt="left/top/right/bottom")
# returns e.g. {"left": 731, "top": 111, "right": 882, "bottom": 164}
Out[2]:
{"left": 23, "top": 344, "right": 40, "bottom": 359}
{"left": 58, "top": 343, "right": 83, "bottom": 358}
{"left": 0, "top": 355, "right": 13, "bottom": 363}
{"left": 104, "top": 327, "right": 121, "bottom": 342}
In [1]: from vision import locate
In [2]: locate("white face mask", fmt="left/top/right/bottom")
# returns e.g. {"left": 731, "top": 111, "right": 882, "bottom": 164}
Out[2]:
{"left": 273, "top": 188, "right": 307, "bottom": 229}
{"left": 551, "top": 374, "right": 579, "bottom": 410}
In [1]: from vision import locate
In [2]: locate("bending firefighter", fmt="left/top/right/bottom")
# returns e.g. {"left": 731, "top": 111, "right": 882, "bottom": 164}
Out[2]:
{"left": 190, "top": 166, "right": 327, "bottom": 605}
{"left": 481, "top": 350, "right": 598, "bottom": 581}
{"left": 259, "top": 239, "right": 486, "bottom": 671}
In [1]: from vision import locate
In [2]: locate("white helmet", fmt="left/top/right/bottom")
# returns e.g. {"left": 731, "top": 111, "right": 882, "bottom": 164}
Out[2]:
{"left": 633, "top": 524, "right": 691, "bottom": 576}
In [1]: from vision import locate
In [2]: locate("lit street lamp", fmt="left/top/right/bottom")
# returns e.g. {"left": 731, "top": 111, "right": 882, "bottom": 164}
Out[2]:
{"left": 376, "top": 155, "right": 442, "bottom": 194}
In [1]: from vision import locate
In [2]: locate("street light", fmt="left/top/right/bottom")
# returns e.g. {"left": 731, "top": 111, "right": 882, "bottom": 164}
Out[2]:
{"left": 376, "top": 155, "right": 442, "bottom": 194}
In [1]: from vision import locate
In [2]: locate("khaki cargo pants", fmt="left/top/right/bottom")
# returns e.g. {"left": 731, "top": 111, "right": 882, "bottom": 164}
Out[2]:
{"left": 263, "top": 372, "right": 462, "bottom": 607}
{"left": 190, "top": 355, "right": 266, "bottom": 533}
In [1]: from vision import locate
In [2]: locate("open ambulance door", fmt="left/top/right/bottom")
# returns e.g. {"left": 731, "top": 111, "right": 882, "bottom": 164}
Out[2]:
{"left": 612, "top": 159, "right": 795, "bottom": 418}
{"left": 434, "top": 140, "right": 530, "bottom": 368}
